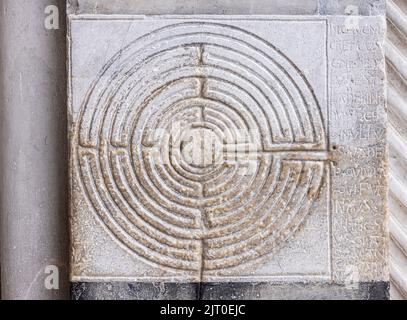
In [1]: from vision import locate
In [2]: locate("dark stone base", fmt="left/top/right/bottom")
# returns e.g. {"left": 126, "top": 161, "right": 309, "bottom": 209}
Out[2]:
{"left": 71, "top": 282, "right": 390, "bottom": 300}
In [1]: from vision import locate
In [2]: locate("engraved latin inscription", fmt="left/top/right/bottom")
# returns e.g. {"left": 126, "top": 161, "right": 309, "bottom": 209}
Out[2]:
{"left": 329, "top": 17, "right": 388, "bottom": 282}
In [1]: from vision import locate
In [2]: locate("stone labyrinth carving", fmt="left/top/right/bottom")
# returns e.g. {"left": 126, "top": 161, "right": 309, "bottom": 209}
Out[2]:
{"left": 75, "top": 22, "right": 328, "bottom": 276}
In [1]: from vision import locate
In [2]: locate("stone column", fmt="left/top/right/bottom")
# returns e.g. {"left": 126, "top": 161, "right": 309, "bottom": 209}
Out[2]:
{"left": 0, "top": 0, "right": 69, "bottom": 299}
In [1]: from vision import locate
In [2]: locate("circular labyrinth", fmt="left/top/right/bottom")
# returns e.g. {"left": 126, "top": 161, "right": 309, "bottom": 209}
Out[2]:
{"left": 75, "top": 22, "right": 327, "bottom": 275}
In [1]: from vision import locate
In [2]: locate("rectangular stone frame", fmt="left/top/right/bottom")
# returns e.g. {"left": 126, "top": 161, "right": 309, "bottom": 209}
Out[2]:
{"left": 69, "top": 15, "right": 332, "bottom": 283}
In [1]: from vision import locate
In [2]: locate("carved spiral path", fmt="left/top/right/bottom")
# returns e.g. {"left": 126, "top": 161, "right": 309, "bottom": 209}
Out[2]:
{"left": 75, "top": 22, "right": 328, "bottom": 277}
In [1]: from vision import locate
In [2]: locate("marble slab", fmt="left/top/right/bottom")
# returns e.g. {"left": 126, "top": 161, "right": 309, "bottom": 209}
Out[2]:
{"left": 68, "top": 14, "right": 388, "bottom": 288}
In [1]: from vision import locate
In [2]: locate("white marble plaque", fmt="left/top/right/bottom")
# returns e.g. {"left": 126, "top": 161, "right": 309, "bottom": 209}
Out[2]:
{"left": 68, "top": 15, "right": 387, "bottom": 283}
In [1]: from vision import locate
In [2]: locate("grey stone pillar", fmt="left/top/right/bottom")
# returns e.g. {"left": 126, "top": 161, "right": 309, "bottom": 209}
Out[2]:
{"left": 0, "top": 0, "right": 69, "bottom": 299}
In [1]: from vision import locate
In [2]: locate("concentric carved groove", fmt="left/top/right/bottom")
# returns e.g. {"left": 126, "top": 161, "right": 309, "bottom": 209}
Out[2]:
{"left": 387, "top": 0, "right": 407, "bottom": 300}
{"left": 75, "top": 22, "right": 327, "bottom": 276}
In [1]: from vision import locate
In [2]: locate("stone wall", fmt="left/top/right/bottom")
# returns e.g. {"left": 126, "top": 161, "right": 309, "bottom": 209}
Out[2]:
{"left": 0, "top": 0, "right": 405, "bottom": 300}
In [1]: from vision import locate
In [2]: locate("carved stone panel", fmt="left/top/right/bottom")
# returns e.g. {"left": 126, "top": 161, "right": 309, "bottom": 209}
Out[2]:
{"left": 68, "top": 15, "right": 387, "bottom": 286}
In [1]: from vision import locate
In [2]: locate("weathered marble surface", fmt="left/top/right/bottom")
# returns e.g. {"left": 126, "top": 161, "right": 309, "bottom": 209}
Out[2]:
{"left": 68, "top": 1, "right": 389, "bottom": 300}
{"left": 67, "top": 0, "right": 386, "bottom": 15}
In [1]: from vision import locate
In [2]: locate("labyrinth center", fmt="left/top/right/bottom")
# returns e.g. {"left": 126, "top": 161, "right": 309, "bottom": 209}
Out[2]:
{"left": 75, "top": 23, "right": 328, "bottom": 275}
